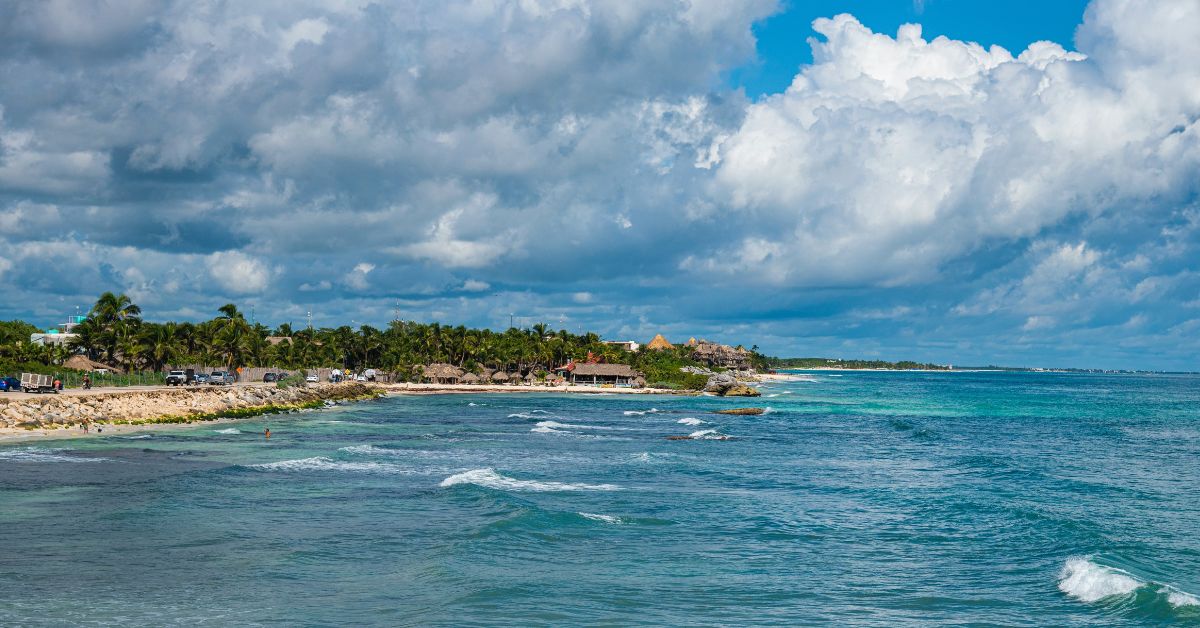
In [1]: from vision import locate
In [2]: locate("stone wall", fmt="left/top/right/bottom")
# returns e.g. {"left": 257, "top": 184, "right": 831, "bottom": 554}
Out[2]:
{"left": 0, "top": 383, "right": 381, "bottom": 428}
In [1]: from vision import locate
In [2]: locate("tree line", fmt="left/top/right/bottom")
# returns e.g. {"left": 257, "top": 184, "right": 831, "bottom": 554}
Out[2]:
{"left": 1, "top": 292, "right": 701, "bottom": 380}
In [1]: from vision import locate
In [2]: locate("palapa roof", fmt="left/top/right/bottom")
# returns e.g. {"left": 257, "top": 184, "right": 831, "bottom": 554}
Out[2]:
{"left": 64, "top": 355, "right": 124, "bottom": 374}
{"left": 646, "top": 334, "right": 674, "bottom": 351}
{"left": 524, "top": 372, "right": 538, "bottom": 381}
{"left": 490, "top": 371, "right": 510, "bottom": 382}
{"left": 423, "top": 363, "right": 463, "bottom": 379}
{"left": 570, "top": 363, "right": 639, "bottom": 377}
{"left": 461, "top": 372, "right": 481, "bottom": 384}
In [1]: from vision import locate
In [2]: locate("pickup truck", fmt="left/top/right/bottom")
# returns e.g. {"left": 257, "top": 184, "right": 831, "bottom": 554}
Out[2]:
{"left": 166, "top": 369, "right": 194, "bottom": 386}
{"left": 208, "top": 371, "right": 235, "bottom": 385}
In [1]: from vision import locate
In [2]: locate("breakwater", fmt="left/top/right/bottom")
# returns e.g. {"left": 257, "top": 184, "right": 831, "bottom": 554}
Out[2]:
{"left": 0, "top": 383, "right": 382, "bottom": 429}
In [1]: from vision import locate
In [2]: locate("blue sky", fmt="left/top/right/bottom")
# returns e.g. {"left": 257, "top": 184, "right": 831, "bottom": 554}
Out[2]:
{"left": 734, "top": 0, "right": 1091, "bottom": 97}
{"left": 0, "top": 0, "right": 1198, "bottom": 370}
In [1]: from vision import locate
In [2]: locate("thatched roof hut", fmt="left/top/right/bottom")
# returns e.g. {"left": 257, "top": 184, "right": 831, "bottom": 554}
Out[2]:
{"left": 64, "top": 355, "right": 124, "bottom": 374}
{"left": 646, "top": 334, "right": 674, "bottom": 351}
{"left": 545, "top": 372, "right": 564, "bottom": 385}
{"left": 508, "top": 372, "right": 524, "bottom": 384}
{"left": 423, "top": 363, "right": 463, "bottom": 384}
{"left": 490, "top": 371, "right": 510, "bottom": 383}
{"left": 461, "top": 372, "right": 481, "bottom": 384}
{"left": 524, "top": 372, "right": 538, "bottom": 384}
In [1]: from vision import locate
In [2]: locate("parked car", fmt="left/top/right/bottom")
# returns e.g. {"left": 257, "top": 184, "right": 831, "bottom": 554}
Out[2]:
{"left": 209, "top": 371, "right": 234, "bottom": 385}
{"left": 305, "top": 374, "right": 320, "bottom": 383}
{"left": 166, "top": 369, "right": 194, "bottom": 386}
{"left": 194, "top": 373, "right": 209, "bottom": 385}
{"left": 263, "top": 372, "right": 277, "bottom": 383}
{"left": 0, "top": 376, "right": 20, "bottom": 392}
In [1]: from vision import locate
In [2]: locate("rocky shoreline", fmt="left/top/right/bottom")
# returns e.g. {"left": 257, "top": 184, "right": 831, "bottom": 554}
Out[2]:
{"left": 0, "top": 382, "right": 383, "bottom": 431}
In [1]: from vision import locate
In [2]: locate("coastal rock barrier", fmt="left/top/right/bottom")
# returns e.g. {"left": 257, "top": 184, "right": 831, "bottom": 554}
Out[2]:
{"left": 0, "top": 383, "right": 382, "bottom": 429}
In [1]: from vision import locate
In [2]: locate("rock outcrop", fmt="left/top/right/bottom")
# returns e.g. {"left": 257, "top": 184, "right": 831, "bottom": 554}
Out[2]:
{"left": 703, "top": 373, "right": 761, "bottom": 397}
{"left": 714, "top": 407, "right": 766, "bottom": 415}
{"left": 0, "top": 383, "right": 381, "bottom": 429}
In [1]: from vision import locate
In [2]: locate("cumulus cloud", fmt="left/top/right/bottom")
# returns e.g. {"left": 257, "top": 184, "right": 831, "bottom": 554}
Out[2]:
{"left": 0, "top": 0, "right": 1198, "bottom": 369}
{"left": 701, "top": 5, "right": 1199, "bottom": 289}
{"left": 208, "top": 251, "right": 271, "bottom": 294}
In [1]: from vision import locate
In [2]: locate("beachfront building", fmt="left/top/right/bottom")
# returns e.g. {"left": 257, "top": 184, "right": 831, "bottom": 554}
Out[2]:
{"left": 603, "top": 340, "right": 640, "bottom": 352}
{"left": 556, "top": 363, "right": 641, "bottom": 386}
{"left": 30, "top": 315, "right": 86, "bottom": 348}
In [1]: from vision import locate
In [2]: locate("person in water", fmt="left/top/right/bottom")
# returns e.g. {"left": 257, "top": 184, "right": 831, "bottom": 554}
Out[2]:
{"left": 264, "top": 428, "right": 270, "bottom": 439}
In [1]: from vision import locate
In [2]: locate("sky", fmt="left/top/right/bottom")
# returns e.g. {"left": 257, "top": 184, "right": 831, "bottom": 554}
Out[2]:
{"left": 0, "top": 0, "right": 1198, "bottom": 371}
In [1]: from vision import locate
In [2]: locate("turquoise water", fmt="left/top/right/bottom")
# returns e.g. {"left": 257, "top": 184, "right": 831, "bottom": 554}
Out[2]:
{"left": 2, "top": 371, "right": 1199, "bottom": 626}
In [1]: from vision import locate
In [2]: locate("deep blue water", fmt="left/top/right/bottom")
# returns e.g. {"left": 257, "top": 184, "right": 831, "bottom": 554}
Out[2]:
{"left": 1, "top": 371, "right": 1198, "bottom": 626}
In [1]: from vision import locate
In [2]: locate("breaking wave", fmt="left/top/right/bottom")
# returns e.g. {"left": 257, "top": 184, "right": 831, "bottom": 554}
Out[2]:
{"left": 507, "top": 410, "right": 553, "bottom": 420}
{"left": 688, "top": 429, "right": 730, "bottom": 440}
{"left": 0, "top": 447, "right": 109, "bottom": 463}
{"left": 623, "top": 408, "right": 661, "bottom": 416}
{"left": 1058, "top": 557, "right": 1198, "bottom": 609}
{"left": 579, "top": 512, "right": 623, "bottom": 524}
{"left": 677, "top": 417, "right": 705, "bottom": 426}
{"left": 439, "top": 468, "right": 620, "bottom": 492}
{"left": 214, "top": 428, "right": 242, "bottom": 434}
{"left": 250, "top": 456, "right": 402, "bottom": 473}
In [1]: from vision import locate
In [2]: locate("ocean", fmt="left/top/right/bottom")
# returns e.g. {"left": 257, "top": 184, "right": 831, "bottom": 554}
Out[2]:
{"left": 1, "top": 371, "right": 1198, "bottom": 626}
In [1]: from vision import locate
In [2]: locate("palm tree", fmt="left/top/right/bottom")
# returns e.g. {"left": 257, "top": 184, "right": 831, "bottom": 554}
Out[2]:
{"left": 140, "top": 323, "right": 184, "bottom": 372}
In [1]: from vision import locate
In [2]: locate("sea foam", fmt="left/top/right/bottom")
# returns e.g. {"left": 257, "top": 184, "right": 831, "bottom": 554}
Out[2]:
{"left": 677, "top": 418, "right": 705, "bottom": 426}
{"left": 251, "top": 456, "right": 401, "bottom": 473}
{"left": 0, "top": 447, "right": 109, "bottom": 463}
{"left": 439, "top": 468, "right": 620, "bottom": 492}
{"left": 214, "top": 428, "right": 242, "bottom": 434}
{"left": 579, "top": 512, "right": 623, "bottom": 524}
{"left": 688, "top": 429, "right": 730, "bottom": 440}
{"left": 1058, "top": 557, "right": 1199, "bottom": 608}
{"left": 1058, "top": 557, "right": 1140, "bottom": 602}
{"left": 623, "top": 408, "right": 660, "bottom": 416}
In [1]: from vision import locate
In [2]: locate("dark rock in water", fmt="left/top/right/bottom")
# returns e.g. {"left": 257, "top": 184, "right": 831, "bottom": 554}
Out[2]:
{"left": 715, "top": 407, "right": 765, "bottom": 415}
{"left": 704, "top": 373, "right": 761, "bottom": 396}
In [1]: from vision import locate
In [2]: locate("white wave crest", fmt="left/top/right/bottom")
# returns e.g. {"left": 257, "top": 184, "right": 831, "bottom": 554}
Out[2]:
{"left": 536, "top": 420, "right": 613, "bottom": 431}
{"left": 1059, "top": 557, "right": 1140, "bottom": 603}
{"left": 0, "top": 447, "right": 109, "bottom": 463}
{"left": 677, "top": 417, "right": 705, "bottom": 426}
{"left": 214, "top": 428, "right": 241, "bottom": 434}
{"left": 688, "top": 429, "right": 730, "bottom": 440}
{"left": 579, "top": 512, "right": 623, "bottom": 524}
{"left": 623, "top": 408, "right": 660, "bottom": 416}
{"left": 123, "top": 434, "right": 153, "bottom": 439}
{"left": 439, "top": 468, "right": 620, "bottom": 492}
{"left": 1059, "top": 557, "right": 1200, "bottom": 608}
{"left": 762, "top": 407, "right": 774, "bottom": 414}
{"left": 507, "top": 410, "right": 554, "bottom": 420}
{"left": 339, "top": 444, "right": 408, "bottom": 457}
{"left": 251, "top": 456, "right": 400, "bottom": 473}
{"left": 1169, "top": 590, "right": 1200, "bottom": 607}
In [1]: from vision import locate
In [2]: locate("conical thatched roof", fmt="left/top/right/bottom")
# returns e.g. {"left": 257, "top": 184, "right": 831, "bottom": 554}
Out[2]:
{"left": 524, "top": 372, "right": 538, "bottom": 382}
{"left": 64, "top": 355, "right": 124, "bottom": 374}
{"left": 490, "top": 371, "right": 510, "bottom": 382}
{"left": 508, "top": 372, "right": 523, "bottom": 383}
{"left": 545, "top": 373, "right": 564, "bottom": 384}
{"left": 461, "top": 372, "right": 481, "bottom": 384}
{"left": 646, "top": 334, "right": 674, "bottom": 351}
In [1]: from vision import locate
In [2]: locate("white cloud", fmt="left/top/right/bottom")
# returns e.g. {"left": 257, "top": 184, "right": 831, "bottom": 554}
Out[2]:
{"left": 208, "top": 251, "right": 270, "bottom": 294}
{"left": 700, "top": 4, "right": 1200, "bottom": 288}
{"left": 343, "top": 262, "right": 374, "bottom": 290}
{"left": 572, "top": 291, "right": 593, "bottom": 304}
{"left": 462, "top": 279, "right": 490, "bottom": 292}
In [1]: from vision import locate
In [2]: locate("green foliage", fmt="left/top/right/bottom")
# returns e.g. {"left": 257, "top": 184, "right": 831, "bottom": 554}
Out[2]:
{"left": 277, "top": 371, "right": 308, "bottom": 389}
{"left": 626, "top": 346, "right": 712, "bottom": 390}
{"left": 2, "top": 292, "right": 775, "bottom": 392}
